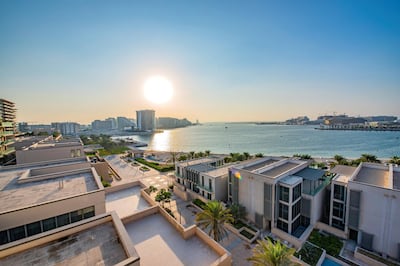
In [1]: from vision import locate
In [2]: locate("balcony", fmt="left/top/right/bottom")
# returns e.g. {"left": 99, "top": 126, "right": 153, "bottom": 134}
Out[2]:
{"left": 0, "top": 146, "right": 15, "bottom": 156}
{"left": 0, "top": 122, "right": 14, "bottom": 127}
{"left": 1, "top": 131, "right": 14, "bottom": 136}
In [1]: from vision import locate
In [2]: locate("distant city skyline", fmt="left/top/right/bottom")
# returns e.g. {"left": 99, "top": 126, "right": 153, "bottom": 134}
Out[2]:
{"left": 1, "top": 0, "right": 399, "bottom": 124}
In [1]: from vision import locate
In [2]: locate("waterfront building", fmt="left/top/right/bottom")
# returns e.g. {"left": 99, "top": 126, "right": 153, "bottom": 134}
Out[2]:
{"left": 174, "top": 156, "right": 229, "bottom": 201}
{"left": 105, "top": 117, "right": 117, "bottom": 130}
{"left": 156, "top": 117, "right": 192, "bottom": 129}
{"left": 0, "top": 99, "right": 16, "bottom": 159}
{"left": 117, "top": 116, "right": 135, "bottom": 130}
{"left": 329, "top": 163, "right": 400, "bottom": 260}
{"left": 136, "top": 109, "right": 155, "bottom": 131}
{"left": 52, "top": 122, "right": 80, "bottom": 136}
{"left": 29, "top": 124, "right": 52, "bottom": 135}
{"left": 229, "top": 157, "right": 332, "bottom": 248}
{"left": 91, "top": 119, "right": 113, "bottom": 131}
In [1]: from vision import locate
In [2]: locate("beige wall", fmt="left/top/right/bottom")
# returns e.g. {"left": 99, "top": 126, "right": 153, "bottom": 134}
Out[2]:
{"left": 348, "top": 181, "right": 400, "bottom": 259}
{"left": 16, "top": 145, "right": 84, "bottom": 164}
{"left": 0, "top": 190, "right": 105, "bottom": 231}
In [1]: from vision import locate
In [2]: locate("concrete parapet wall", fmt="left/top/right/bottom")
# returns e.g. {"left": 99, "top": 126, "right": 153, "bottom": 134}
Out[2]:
{"left": 354, "top": 247, "right": 387, "bottom": 266}
{"left": 195, "top": 228, "right": 232, "bottom": 266}
{"left": 105, "top": 180, "right": 142, "bottom": 194}
{"left": 271, "top": 228, "right": 303, "bottom": 249}
{"left": 121, "top": 206, "right": 158, "bottom": 224}
{"left": 315, "top": 222, "right": 347, "bottom": 239}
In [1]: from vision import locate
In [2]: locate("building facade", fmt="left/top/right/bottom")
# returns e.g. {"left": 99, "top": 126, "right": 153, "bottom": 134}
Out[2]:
{"left": 0, "top": 99, "right": 16, "bottom": 159}
{"left": 174, "top": 156, "right": 228, "bottom": 201}
{"left": 136, "top": 110, "right": 155, "bottom": 131}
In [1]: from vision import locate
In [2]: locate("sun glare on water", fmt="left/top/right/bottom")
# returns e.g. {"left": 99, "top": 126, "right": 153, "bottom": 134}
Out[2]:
{"left": 143, "top": 76, "right": 173, "bottom": 104}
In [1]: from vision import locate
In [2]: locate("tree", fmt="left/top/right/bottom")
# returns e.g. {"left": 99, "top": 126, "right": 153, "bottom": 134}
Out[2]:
{"left": 243, "top": 152, "right": 250, "bottom": 160}
{"left": 205, "top": 150, "right": 211, "bottom": 156}
{"left": 189, "top": 151, "right": 195, "bottom": 159}
{"left": 155, "top": 188, "right": 172, "bottom": 207}
{"left": 148, "top": 185, "right": 158, "bottom": 194}
{"left": 359, "top": 154, "right": 380, "bottom": 163}
{"left": 229, "top": 204, "right": 247, "bottom": 224}
{"left": 389, "top": 156, "right": 400, "bottom": 165}
{"left": 195, "top": 200, "right": 233, "bottom": 242}
{"left": 247, "top": 239, "right": 295, "bottom": 266}
{"left": 178, "top": 154, "right": 188, "bottom": 161}
{"left": 255, "top": 153, "right": 264, "bottom": 158}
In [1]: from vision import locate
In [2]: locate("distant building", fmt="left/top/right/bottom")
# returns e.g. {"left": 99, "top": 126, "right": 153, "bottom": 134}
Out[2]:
{"left": 91, "top": 119, "right": 113, "bottom": 131}
{"left": 52, "top": 122, "right": 80, "bottom": 136}
{"left": 0, "top": 99, "right": 16, "bottom": 159}
{"left": 136, "top": 110, "right": 155, "bottom": 131}
{"left": 105, "top": 117, "right": 117, "bottom": 130}
{"left": 30, "top": 124, "right": 52, "bottom": 135}
{"left": 156, "top": 117, "right": 192, "bottom": 129}
{"left": 18, "top": 122, "right": 29, "bottom": 133}
{"left": 285, "top": 116, "right": 310, "bottom": 125}
{"left": 117, "top": 116, "right": 135, "bottom": 130}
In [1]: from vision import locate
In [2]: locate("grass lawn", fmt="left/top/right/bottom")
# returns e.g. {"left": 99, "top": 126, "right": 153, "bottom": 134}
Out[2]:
{"left": 295, "top": 242, "right": 323, "bottom": 266}
{"left": 135, "top": 158, "right": 175, "bottom": 172}
{"left": 308, "top": 230, "right": 343, "bottom": 257}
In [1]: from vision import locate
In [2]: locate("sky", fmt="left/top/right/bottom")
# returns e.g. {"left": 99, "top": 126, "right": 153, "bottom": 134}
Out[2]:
{"left": 1, "top": 0, "right": 399, "bottom": 124}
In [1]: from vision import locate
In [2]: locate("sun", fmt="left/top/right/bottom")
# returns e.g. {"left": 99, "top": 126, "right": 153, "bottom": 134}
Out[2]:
{"left": 143, "top": 76, "right": 173, "bottom": 104}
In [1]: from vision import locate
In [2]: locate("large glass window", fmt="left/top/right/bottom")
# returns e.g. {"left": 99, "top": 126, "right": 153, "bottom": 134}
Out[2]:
{"left": 333, "top": 202, "right": 344, "bottom": 218}
{"left": 334, "top": 185, "right": 345, "bottom": 201}
{"left": 202, "top": 176, "right": 204, "bottom": 187}
{"left": 70, "top": 210, "right": 83, "bottom": 223}
{"left": 279, "top": 186, "right": 289, "bottom": 202}
{"left": 291, "top": 216, "right": 301, "bottom": 234}
{"left": 83, "top": 206, "right": 95, "bottom": 219}
{"left": 26, "top": 221, "right": 42, "bottom": 237}
{"left": 42, "top": 217, "right": 57, "bottom": 232}
{"left": 57, "top": 213, "right": 70, "bottom": 227}
{"left": 277, "top": 220, "right": 288, "bottom": 233}
{"left": 0, "top": 230, "right": 9, "bottom": 245}
{"left": 293, "top": 183, "right": 302, "bottom": 201}
{"left": 279, "top": 203, "right": 289, "bottom": 220}
{"left": 209, "top": 179, "right": 212, "bottom": 191}
{"left": 9, "top": 226, "right": 26, "bottom": 242}
{"left": 292, "top": 200, "right": 301, "bottom": 219}
{"left": 332, "top": 218, "right": 345, "bottom": 230}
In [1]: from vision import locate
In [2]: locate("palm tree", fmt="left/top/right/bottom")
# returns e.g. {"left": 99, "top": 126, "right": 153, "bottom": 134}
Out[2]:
{"left": 248, "top": 239, "right": 295, "bottom": 266}
{"left": 195, "top": 200, "right": 233, "bottom": 242}
{"left": 205, "top": 150, "right": 211, "bottom": 156}
{"left": 189, "top": 151, "right": 195, "bottom": 159}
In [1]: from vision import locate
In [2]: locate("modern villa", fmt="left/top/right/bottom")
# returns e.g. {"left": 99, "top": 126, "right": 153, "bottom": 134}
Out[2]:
{"left": 228, "top": 157, "right": 332, "bottom": 248}
{"left": 330, "top": 163, "right": 400, "bottom": 260}
{"left": 174, "top": 156, "right": 231, "bottom": 201}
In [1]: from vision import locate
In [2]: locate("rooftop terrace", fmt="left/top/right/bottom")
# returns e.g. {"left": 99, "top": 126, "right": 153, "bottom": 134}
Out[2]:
{"left": 0, "top": 215, "right": 132, "bottom": 266}
{"left": 260, "top": 162, "right": 299, "bottom": 177}
{"left": 124, "top": 214, "right": 219, "bottom": 266}
{"left": 0, "top": 165, "right": 99, "bottom": 213}
{"left": 242, "top": 158, "right": 279, "bottom": 171}
{"left": 353, "top": 164, "right": 390, "bottom": 189}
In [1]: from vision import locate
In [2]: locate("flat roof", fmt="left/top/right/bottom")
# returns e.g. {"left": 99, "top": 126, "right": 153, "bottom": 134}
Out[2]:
{"left": 205, "top": 165, "right": 231, "bottom": 177}
{"left": 188, "top": 163, "right": 215, "bottom": 172}
{"left": 280, "top": 175, "right": 302, "bottom": 186}
{"left": 0, "top": 166, "right": 99, "bottom": 214}
{"left": 1, "top": 222, "right": 127, "bottom": 265}
{"left": 353, "top": 165, "right": 390, "bottom": 189}
{"left": 177, "top": 156, "right": 224, "bottom": 167}
{"left": 106, "top": 186, "right": 151, "bottom": 218}
{"left": 242, "top": 158, "right": 279, "bottom": 171}
{"left": 124, "top": 214, "right": 219, "bottom": 266}
{"left": 260, "top": 162, "right": 299, "bottom": 177}
{"left": 331, "top": 165, "right": 357, "bottom": 177}
{"left": 295, "top": 168, "right": 325, "bottom": 181}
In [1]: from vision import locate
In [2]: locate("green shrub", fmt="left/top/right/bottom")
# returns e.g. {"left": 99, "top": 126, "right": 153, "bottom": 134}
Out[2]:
{"left": 135, "top": 158, "right": 175, "bottom": 172}
{"left": 240, "top": 229, "right": 254, "bottom": 240}
{"left": 295, "top": 242, "right": 323, "bottom": 266}
{"left": 192, "top": 198, "right": 206, "bottom": 209}
{"left": 308, "top": 230, "right": 343, "bottom": 257}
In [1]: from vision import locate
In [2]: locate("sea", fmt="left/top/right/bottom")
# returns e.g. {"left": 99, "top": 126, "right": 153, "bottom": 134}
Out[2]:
{"left": 116, "top": 123, "right": 400, "bottom": 159}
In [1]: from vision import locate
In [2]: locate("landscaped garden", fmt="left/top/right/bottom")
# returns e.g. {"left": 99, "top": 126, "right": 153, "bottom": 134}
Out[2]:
{"left": 295, "top": 241, "right": 323, "bottom": 266}
{"left": 135, "top": 157, "right": 175, "bottom": 172}
{"left": 307, "top": 230, "right": 343, "bottom": 257}
{"left": 192, "top": 198, "right": 206, "bottom": 209}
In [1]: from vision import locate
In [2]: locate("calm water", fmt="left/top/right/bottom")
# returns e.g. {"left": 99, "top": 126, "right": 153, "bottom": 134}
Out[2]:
{"left": 121, "top": 123, "right": 400, "bottom": 158}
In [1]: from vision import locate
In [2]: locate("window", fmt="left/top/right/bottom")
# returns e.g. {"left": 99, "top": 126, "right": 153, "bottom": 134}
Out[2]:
{"left": 293, "top": 183, "right": 302, "bottom": 201}
{"left": 209, "top": 179, "right": 212, "bottom": 191}
{"left": 291, "top": 216, "right": 301, "bottom": 234}
{"left": 292, "top": 200, "right": 301, "bottom": 219}
{"left": 42, "top": 217, "right": 57, "bottom": 232}
{"left": 228, "top": 184, "right": 232, "bottom": 196}
{"left": 279, "top": 186, "right": 289, "bottom": 202}
{"left": 57, "top": 213, "right": 70, "bottom": 227}
{"left": 277, "top": 220, "right": 288, "bottom": 233}
{"left": 333, "top": 202, "right": 344, "bottom": 218}
{"left": 26, "top": 221, "right": 42, "bottom": 237}
{"left": 71, "top": 210, "right": 83, "bottom": 223}
{"left": 334, "top": 185, "right": 345, "bottom": 201}
{"left": 207, "top": 193, "right": 212, "bottom": 200}
{"left": 83, "top": 206, "right": 95, "bottom": 219}
{"left": 202, "top": 176, "right": 204, "bottom": 187}
{"left": 0, "top": 230, "right": 8, "bottom": 245}
{"left": 278, "top": 203, "right": 289, "bottom": 220}
{"left": 9, "top": 226, "right": 26, "bottom": 242}
{"left": 332, "top": 218, "right": 345, "bottom": 230}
